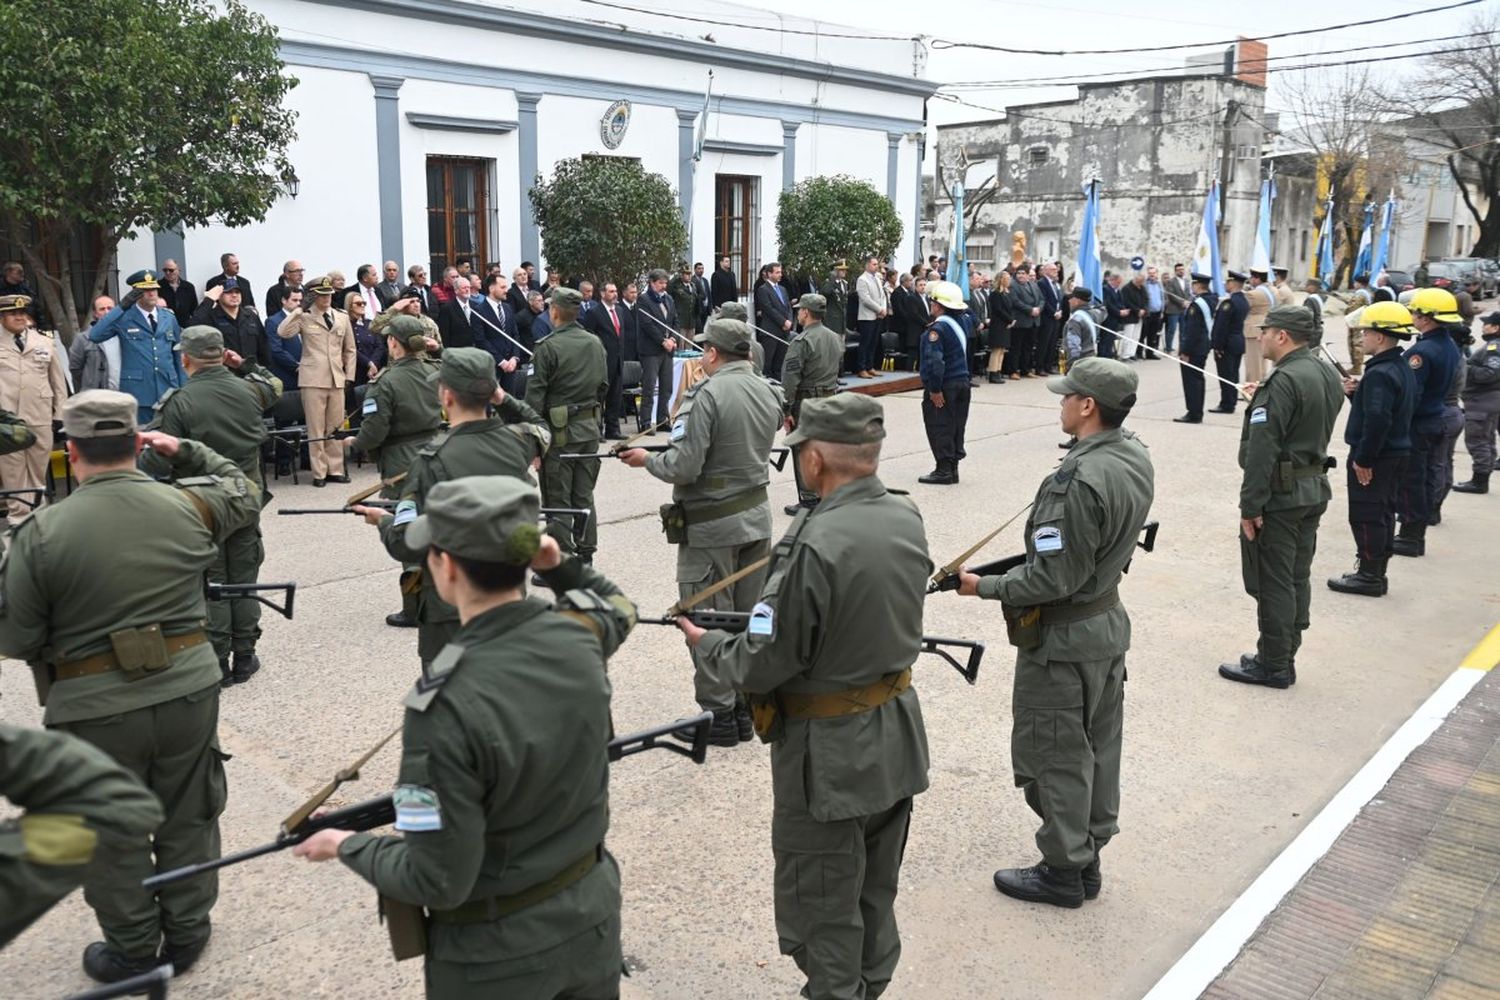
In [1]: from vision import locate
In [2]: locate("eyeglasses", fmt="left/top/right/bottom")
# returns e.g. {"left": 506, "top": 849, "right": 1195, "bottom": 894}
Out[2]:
{"left": 289, "top": 268, "right": 305, "bottom": 274}
{"left": 162, "top": 267, "right": 178, "bottom": 273}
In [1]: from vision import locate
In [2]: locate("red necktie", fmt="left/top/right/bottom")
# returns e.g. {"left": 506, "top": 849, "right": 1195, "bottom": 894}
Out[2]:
{"left": 609, "top": 307, "right": 620, "bottom": 337}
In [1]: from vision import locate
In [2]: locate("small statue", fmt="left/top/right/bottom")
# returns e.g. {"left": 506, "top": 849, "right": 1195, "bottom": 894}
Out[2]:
{"left": 1010, "top": 231, "right": 1027, "bottom": 267}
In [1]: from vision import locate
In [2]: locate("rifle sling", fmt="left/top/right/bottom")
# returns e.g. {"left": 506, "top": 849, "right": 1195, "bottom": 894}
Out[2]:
{"left": 281, "top": 723, "right": 403, "bottom": 832}
{"left": 668, "top": 555, "right": 771, "bottom": 615}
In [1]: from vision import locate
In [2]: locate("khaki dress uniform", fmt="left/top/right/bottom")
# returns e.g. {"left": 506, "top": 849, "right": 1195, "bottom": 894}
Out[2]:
{"left": 1244, "top": 279, "right": 1278, "bottom": 382}
{"left": 280, "top": 301, "right": 357, "bottom": 479}
{"left": 0, "top": 309, "right": 67, "bottom": 520}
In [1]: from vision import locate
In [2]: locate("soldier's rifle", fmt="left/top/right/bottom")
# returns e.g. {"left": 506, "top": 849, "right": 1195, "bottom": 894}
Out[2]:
{"left": 928, "top": 520, "right": 1161, "bottom": 594}
{"left": 556, "top": 444, "right": 791, "bottom": 472}
{"left": 206, "top": 581, "right": 296, "bottom": 620}
{"left": 637, "top": 610, "right": 986, "bottom": 684}
{"left": 141, "top": 712, "right": 715, "bottom": 890}
{"left": 1317, "top": 343, "right": 1353, "bottom": 379}
{"left": 272, "top": 428, "right": 358, "bottom": 445}
{"left": 63, "top": 965, "right": 173, "bottom": 1000}
{"left": 276, "top": 502, "right": 591, "bottom": 525}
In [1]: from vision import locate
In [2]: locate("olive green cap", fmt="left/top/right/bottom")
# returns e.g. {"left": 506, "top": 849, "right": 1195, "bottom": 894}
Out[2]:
{"left": 405, "top": 476, "right": 542, "bottom": 565}
{"left": 716, "top": 301, "right": 747, "bottom": 321}
{"left": 1046, "top": 357, "right": 1138, "bottom": 410}
{"left": 439, "top": 346, "right": 498, "bottom": 397}
{"left": 179, "top": 324, "right": 224, "bottom": 360}
{"left": 797, "top": 292, "right": 827, "bottom": 315}
{"left": 1260, "top": 304, "right": 1316, "bottom": 338}
{"left": 695, "top": 317, "right": 753, "bottom": 355}
{"left": 385, "top": 313, "right": 430, "bottom": 352}
{"left": 550, "top": 287, "right": 583, "bottom": 309}
{"left": 785, "top": 393, "right": 885, "bottom": 447}
{"left": 62, "top": 389, "right": 138, "bottom": 439}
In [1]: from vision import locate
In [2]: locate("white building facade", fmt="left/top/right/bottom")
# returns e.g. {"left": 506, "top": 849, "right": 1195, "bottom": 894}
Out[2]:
{"left": 116, "top": 0, "right": 932, "bottom": 295}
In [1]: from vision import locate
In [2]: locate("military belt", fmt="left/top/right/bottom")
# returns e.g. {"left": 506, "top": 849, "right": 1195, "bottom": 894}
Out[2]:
{"left": 779, "top": 667, "right": 912, "bottom": 720}
{"left": 681, "top": 484, "right": 768, "bottom": 526}
{"left": 54, "top": 630, "right": 209, "bottom": 681}
{"left": 1038, "top": 587, "right": 1119, "bottom": 626}
{"left": 427, "top": 846, "right": 601, "bottom": 925}
{"left": 796, "top": 387, "right": 838, "bottom": 400}
{"left": 566, "top": 402, "right": 602, "bottom": 417}
{"left": 1272, "top": 458, "right": 1335, "bottom": 491}
{"left": 382, "top": 428, "right": 443, "bottom": 449}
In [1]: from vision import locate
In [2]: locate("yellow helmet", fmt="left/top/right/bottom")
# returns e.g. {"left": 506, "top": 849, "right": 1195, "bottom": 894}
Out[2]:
{"left": 1407, "top": 287, "right": 1463, "bottom": 323}
{"left": 927, "top": 280, "right": 969, "bottom": 311}
{"left": 1354, "top": 301, "right": 1414, "bottom": 338}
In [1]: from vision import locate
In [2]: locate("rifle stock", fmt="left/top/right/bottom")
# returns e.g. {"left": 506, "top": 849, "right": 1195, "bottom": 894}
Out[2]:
{"left": 206, "top": 581, "right": 296, "bottom": 619}
{"left": 927, "top": 520, "right": 1160, "bottom": 593}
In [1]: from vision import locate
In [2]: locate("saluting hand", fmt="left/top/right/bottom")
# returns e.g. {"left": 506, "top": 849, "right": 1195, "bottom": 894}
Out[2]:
{"left": 530, "top": 534, "right": 563, "bottom": 572}
{"left": 223, "top": 349, "right": 243, "bottom": 369}
{"left": 139, "top": 430, "right": 181, "bottom": 457}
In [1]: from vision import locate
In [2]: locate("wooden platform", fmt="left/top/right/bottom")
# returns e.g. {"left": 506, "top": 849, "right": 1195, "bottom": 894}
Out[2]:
{"left": 838, "top": 370, "right": 923, "bottom": 397}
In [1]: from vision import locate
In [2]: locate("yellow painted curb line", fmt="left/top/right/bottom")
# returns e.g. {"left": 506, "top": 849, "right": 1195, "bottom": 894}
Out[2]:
{"left": 1459, "top": 622, "right": 1500, "bottom": 671}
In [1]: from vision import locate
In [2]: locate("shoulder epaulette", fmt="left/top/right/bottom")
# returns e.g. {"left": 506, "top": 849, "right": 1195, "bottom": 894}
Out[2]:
{"left": 404, "top": 643, "right": 465, "bottom": 712}
{"left": 153, "top": 387, "right": 179, "bottom": 410}
{"left": 417, "top": 430, "right": 451, "bottom": 458}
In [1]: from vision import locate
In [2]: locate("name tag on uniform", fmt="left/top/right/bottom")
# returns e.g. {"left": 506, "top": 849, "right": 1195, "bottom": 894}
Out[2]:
{"left": 748, "top": 601, "right": 775, "bottom": 637}
{"left": 1034, "top": 526, "right": 1064, "bottom": 553}
{"left": 393, "top": 785, "right": 443, "bottom": 832}
{"left": 1250, "top": 406, "right": 1268, "bottom": 425}
{"left": 363, "top": 397, "right": 378, "bottom": 415}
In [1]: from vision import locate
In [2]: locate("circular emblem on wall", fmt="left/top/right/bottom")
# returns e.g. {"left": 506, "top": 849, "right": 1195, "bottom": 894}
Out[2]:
{"left": 601, "top": 100, "right": 631, "bottom": 149}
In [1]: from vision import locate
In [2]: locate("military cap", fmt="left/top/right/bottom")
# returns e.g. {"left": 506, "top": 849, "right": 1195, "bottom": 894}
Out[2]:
{"left": 1260, "top": 304, "right": 1316, "bottom": 337}
{"left": 1068, "top": 287, "right": 1092, "bottom": 303}
{"left": 439, "top": 346, "right": 498, "bottom": 397}
{"left": 1272, "top": 265, "right": 1289, "bottom": 276}
{"left": 696, "top": 317, "right": 754, "bottom": 355}
{"left": 832, "top": 259, "right": 848, "bottom": 270}
{"left": 1225, "top": 269, "right": 1247, "bottom": 282}
{"left": 1248, "top": 268, "right": 1268, "bottom": 279}
{"left": 550, "top": 286, "right": 583, "bottom": 309}
{"left": 62, "top": 389, "right": 138, "bottom": 439}
{"left": 405, "top": 475, "right": 542, "bottom": 566}
{"left": 678, "top": 261, "right": 691, "bottom": 273}
{"left": 125, "top": 269, "right": 160, "bottom": 290}
{"left": 797, "top": 292, "right": 827, "bottom": 314}
{"left": 785, "top": 393, "right": 885, "bottom": 448}
{"left": 179, "top": 324, "right": 224, "bottom": 360}
{"left": 1047, "top": 357, "right": 1138, "bottom": 411}
{"left": 305, "top": 276, "right": 335, "bottom": 296}
{"left": 1481, "top": 311, "right": 1500, "bottom": 327}
{"left": 716, "top": 301, "right": 748, "bottom": 321}
{"left": 0, "top": 294, "right": 31, "bottom": 313}
{"left": 1190, "top": 272, "right": 1212, "bottom": 284}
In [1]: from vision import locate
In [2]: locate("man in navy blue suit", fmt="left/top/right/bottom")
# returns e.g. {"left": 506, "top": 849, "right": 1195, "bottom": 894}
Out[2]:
{"left": 472, "top": 273, "right": 526, "bottom": 397}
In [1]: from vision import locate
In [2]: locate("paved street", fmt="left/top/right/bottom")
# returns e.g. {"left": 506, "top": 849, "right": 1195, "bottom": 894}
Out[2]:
{"left": 6, "top": 317, "right": 1500, "bottom": 999}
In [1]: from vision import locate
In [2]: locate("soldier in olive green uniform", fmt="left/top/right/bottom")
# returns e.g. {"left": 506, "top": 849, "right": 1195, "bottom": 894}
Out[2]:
{"left": 717, "top": 300, "right": 764, "bottom": 374}
{"left": 1, "top": 724, "right": 163, "bottom": 948}
{"left": 668, "top": 263, "right": 698, "bottom": 338}
{"left": 820, "top": 259, "right": 851, "bottom": 343}
{"left": 353, "top": 315, "right": 444, "bottom": 627}
{"left": 0, "top": 390, "right": 260, "bottom": 985}
{"left": 956, "top": 359, "right": 1155, "bottom": 908}
{"left": 681, "top": 394, "right": 930, "bottom": 1000}
{"left": 621, "top": 317, "right": 783, "bottom": 745}
{"left": 355, "top": 347, "right": 550, "bottom": 668}
{"left": 295, "top": 477, "right": 634, "bottom": 1000}
{"left": 1219, "top": 306, "right": 1344, "bottom": 688}
{"left": 147, "top": 326, "right": 282, "bottom": 686}
{"left": 527, "top": 287, "right": 609, "bottom": 560}
{"left": 780, "top": 292, "right": 844, "bottom": 514}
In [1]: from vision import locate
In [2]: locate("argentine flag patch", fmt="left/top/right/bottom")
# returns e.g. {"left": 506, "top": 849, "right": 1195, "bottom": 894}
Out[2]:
{"left": 748, "top": 601, "right": 775, "bottom": 637}
{"left": 393, "top": 785, "right": 443, "bottom": 832}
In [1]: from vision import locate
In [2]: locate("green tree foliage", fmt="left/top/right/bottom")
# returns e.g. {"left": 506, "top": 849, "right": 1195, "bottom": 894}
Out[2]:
{"left": 0, "top": 0, "right": 297, "bottom": 337}
{"left": 776, "top": 176, "right": 903, "bottom": 279}
{"left": 530, "top": 157, "right": 688, "bottom": 288}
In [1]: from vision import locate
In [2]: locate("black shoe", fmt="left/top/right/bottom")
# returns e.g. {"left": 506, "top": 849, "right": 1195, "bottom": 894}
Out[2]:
{"left": 385, "top": 611, "right": 418, "bottom": 628}
{"left": 992, "top": 862, "right": 1085, "bottom": 909}
{"left": 1173, "top": 415, "right": 1202, "bottom": 424}
{"left": 1082, "top": 857, "right": 1101, "bottom": 900}
{"left": 159, "top": 927, "right": 210, "bottom": 976}
{"left": 988, "top": 373, "right": 1002, "bottom": 384}
{"left": 275, "top": 462, "right": 293, "bottom": 477}
{"left": 918, "top": 469, "right": 956, "bottom": 485}
{"left": 326, "top": 474, "right": 350, "bottom": 484}
{"left": 735, "top": 705, "right": 754, "bottom": 743}
{"left": 606, "top": 431, "right": 628, "bottom": 441}
{"left": 82, "top": 942, "right": 160, "bottom": 985}
{"left": 231, "top": 652, "right": 261, "bottom": 683}
{"left": 1218, "top": 658, "right": 1292, "bottom": 688}
{"left": 1392, "top": 525, "right": 1426, "bottom": 557}
{"left": 1327, "top": 559, "right": 1387, "bottom": 597}
{"left": 784, "top": 503, "right": 803, "bottom": 516}
{"left": 218, "top": 657, "right": 235, "bottom": 689}
{"left": 311, "top": 478, "right": 326, "bottom": 488}
{"left": 671, "top": 709, "right": 740, "bottom": 748}
{"left": 1453, "top": 474, "right": 1489, "bottom": 494}
{"left": 1207, "top": 406, "right": 1235, "bottom": 414}
{"left": 951, "top": 465, "right": 961, "bottom": 484}
{"left": 1238, "top": 652, "right": 1295, "bottom": 685}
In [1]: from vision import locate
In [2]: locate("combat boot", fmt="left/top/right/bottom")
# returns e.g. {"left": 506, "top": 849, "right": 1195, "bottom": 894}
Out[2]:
{"left": 1392, "top": 522, "right": 1426, "bottom": 557}
{"left": 231, "top": 651, "right": 261, "bottom": 684}
{"left": 82, "top": 942, "right": 160, "bottom": 984}
{"left": 1453, "top": 472, "right": 1490, "bottom": 494}
{"left": 1081, "top": 857, "right": 1102, "bottom": 900}
{"left": 993, "top": 862, "right": 1085, "bottom": 908}
{"left": 918, "top": 463, "right": 956, "bottom": 486}
{"left": 1327, "top": 559, "right": 1388, "bottom": 597}
{"left": 1218, "top": 657, "right": 1292, "bottom": 689}
{"left": 671, "top": 709, "right": 740, "bottom": 748}
{"left": 1237, "top": 652, "right": 1294, "bottom": 685}
{"left": 218, "top": 657, "right": 234, "bottom": 689}
{"left": 159, "top": 923, "right": 211, "bottom": 976}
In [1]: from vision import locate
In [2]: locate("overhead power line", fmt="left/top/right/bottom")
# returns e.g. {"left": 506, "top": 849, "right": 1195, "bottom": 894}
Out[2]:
{"left": 930, "top": 0, "right": 1485, "bottom": 55}
{"left": 570, "top": 0, "right": 913, "bottom": 42}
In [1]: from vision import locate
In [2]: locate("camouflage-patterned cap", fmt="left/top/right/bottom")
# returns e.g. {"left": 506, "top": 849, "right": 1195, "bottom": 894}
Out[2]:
{"left": 785, "top": 393, "right": 885, "bottom": 447}
{"left": 696, "top": 317, "right": 753, "bottom": 355}
{"left": 62, "top": 389, "right": 138, "bottom": 439}
{"left": 179, "top": 324, "right": 224, "bottom": 360}
{"left": 0, "top": 294, "right": 31, "bottom": 313}
{"left": 797, "top": 292, "right": 827, "bottom": 314}
{"left": 439, "top": 346, "right": 498, "bottom": 397}
{"left": 405, "top": 475, "right": 542, "bottom": 565}
{"left": 716, "top": 301, "right": 748, "bottom": 321}
{"left": 1261, "top": 304, "right": 1316, "bottom": 337}
{"left": 1046, "top": 357, "right": 1138, "bottom": 410}
{"left": 550, "top": 286, "right": 583, "bottom": 309}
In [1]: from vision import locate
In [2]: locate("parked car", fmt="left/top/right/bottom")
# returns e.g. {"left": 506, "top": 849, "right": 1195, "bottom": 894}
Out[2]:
{"left": 1423, "top": 260, "right": 1476, "bottom": 294}
{"left": 1442, "top": 257, "right": 1498, "bottom": 298}
{"left": 1383, "top": 270, "right": 1415, "bottom": 293}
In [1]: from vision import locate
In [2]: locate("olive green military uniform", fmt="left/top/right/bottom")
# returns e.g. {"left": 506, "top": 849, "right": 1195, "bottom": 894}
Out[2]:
{"left": 646, "top": 336, "right": 782, "bottom": 714}
{"left": 717, "top": 301, "right": 764, "bottom": 375}
{"left": 0, "top": 724, "right": 164, "bottom": 948}
{"left": 380, "top": 350, "right": 551, "bottom": 665}
{"left": 336, "top": 478, "right": 634, "bottom": 999}
{"left": 147, "top": 330, "right": 282, "bottom": 667}
{"left": 694, "top": 394, "right": 931, "bottom": 1000}
{"left": 781, "top": 301, "right": 844, "bottom": 509}
{"left": 821, "top": 269, "right": 850, "bottom": 341}
{"left": 0, "top": 393, "right": 260, "bottom": 963}
{"left": 1237, "top": 340, "right": 1344, "bottom": 677}
{"left": 527, "top": 294, "right": 608, "bottom": 559}
{"left": 668, "top": 272, "right": 697, "bottom": 334}
{"left": 979, "top": 420, "right": 1154, "bottom": 873}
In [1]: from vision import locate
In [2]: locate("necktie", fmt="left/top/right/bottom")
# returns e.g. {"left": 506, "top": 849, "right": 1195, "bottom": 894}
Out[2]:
{"left": 13, "top": 333, "right": 24, "bottom": 352}
{"left": 324, "top": 312, "right": 333, "bottom": 329}
{"left": 148, "top": 312, "right": 157, "bottom": 334}
{"left": 609, "top": 307, "right": 620, "bottom": 336}
{"left": 497, "top": 304, "right": 506, "bottom": 327}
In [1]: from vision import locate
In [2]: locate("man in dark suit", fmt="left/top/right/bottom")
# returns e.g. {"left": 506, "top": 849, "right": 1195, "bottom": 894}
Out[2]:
{"left": 692, "top": 262, "right": 712, "bottom": 334}
{"left": 204, "top": 252, "right": 256, "bottom": 312}
{"left": 1037, "top": 263, "right": 1064, "bottom": 374}
{"left": 1100, "top": 272, "right": 1125, "bottom": 360}
{"left": 401, "top": 263, "right": 439, "bottom": 317}
{"left": 506, "top": 266, "right": 533, "bottom": 315}
{"left": 157, "top": 259, "right": 198, "bottom": 328}
{"left": 376, "top": 260, "right": 403, "bottom": 308}
{"left": 710, "top": 254, "right": 738, "bottom": 308}
{"left": 755, "top": 261, "right": 794, "bottom": 379}
{"left": 264, "top": 259, "right": 304, "bottom": 316}
{"left": 584, "top": 281, "right": 628, "bottom": 439}
{"left": 619, "top": 281, "right": 641, "bottom": 362}
{"left": 901, "top": 276, "right": 933, "bottom": 369}
{"left": 638, "top": 269, "right": 679, "bottom": 433}
{"left": 438, "top": 275, "right": 477, "bottom": 348}
{"left": 472, "top": 273, "right": 525, "bottom": 396}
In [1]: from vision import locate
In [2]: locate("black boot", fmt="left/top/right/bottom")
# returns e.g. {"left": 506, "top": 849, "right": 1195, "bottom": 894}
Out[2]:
{"left": 1453, "top": 472, "right": 1490, "bottom": 494}
{"left": 385, "top": 610, "right": 418, "bottom": 627}
{"left": 1081, "top": 857, "right": 1102, "bottom": 900}
{"left": 1218, "top": 656, "right": 1292, "bottom": 688}
{"left": 1327, "top": 558, "right": 1388, "bottom": 597}
{"left": 1236, "top": 652, "right": 1295, "bottom": 686}
{"left": 1392, "top": 522, "right": 1426, "bottom": 557}
{"left": 735, "top": 704, "right": 754, "bottom": 743}
{"left": 993, "top": 862, "right": 1085, "bottom": 908}
{"left": 218, "top": 657, "right": 234, "bottom": 689}
{"left": 159, "top": 924, "right": 211, "bottom": 976}
{"left": 231, "top": 651, "right": 261, "bottom": 684}
{"left": 82, "top": 942, "right": 160, "bottom": 985}
{"left": 672, "top": 709, "right": 740, "bottom": 748}
{"left": 918, "top": 464, "right": 956, "bottom": 485}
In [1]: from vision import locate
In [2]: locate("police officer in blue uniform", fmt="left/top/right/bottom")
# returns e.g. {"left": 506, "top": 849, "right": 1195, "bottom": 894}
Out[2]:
{"left": 1174, "top": 272, "right": 1216, "bottom": 423}
{"left": 1392, "top": 289, "right": 1464, "bottom": 557}
{"left": 1208, "top": 270, "right": 1248, "bottom": 415}
{"left": 87, "top": 270, "right": 186, "bottom": 423}
{"left": 918, "top": 281, "right": 971, "bottom": 486}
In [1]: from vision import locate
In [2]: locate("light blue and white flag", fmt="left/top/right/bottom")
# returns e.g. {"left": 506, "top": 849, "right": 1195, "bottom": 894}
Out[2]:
{"left": 1353, "top": 202, "right": 1375, "bottom": 279}
{"left": 1315, "top": 198, "right": 1336, "bottom": 287}
{"left": 1193, "top": 181, "right": 1225, "bottom": 296}
{"left": 1077, "top": 179, "right": 1103, "bottom": 300}
{"left": 1251, "top": 176, "right": 1276, "bottom": 275}
{"left": 1370, "top": 190, "right": 1397, "bottom": 279}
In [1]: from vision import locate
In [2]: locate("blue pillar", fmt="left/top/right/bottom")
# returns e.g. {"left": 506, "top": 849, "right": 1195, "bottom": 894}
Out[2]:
{"left": 517, "top": 91, "right": 543, "bottom": 266}
{"left": 369, "top": 75, "right": 405, "bottom": 265}
{"left": 677, "top": 107, "right": 697, "bottom": 238}
{"left": 781, "top": 121, "right": 800, "bottom": 193}
{"left": 886, "top": 132, "right": 902, "bottom": 205}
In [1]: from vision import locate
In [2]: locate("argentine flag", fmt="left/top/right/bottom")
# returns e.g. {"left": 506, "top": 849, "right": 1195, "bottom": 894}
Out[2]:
{"left": 1193, "top": 182, "right": 1225, "bottom": 296}
{"left": 1077, "top": 180, "right": 1103, "bottom": 300}
{"left": 1251, "top": 177, "right": 1276, "bottom": 275}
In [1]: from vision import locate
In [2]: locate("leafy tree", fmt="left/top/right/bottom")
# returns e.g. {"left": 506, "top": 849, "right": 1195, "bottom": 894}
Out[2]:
{"left": 0, "top": 0, "right": 297, "bottom": 339}
{"left": 776, "top": 176, "right": 903, "bottom": 279}
{"left": 530, "top": 157, "right": 688, "bottom": 288}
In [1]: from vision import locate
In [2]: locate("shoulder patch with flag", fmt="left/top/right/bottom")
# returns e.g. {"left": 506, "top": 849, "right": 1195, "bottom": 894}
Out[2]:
{"left": 393, "top": 785, "right": 443, "bottom": 832}
{"left": 748, "top": 601, "right": 775, "bottom": 637}
{"left": 1034, "top": 525, "right": 1064, "bottom": 553}
{"left": 363, "top": 396, "right": 378, "bottom": 415}
{"left": 1250, "top": 406, "right": 1268, "bottom": 424}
